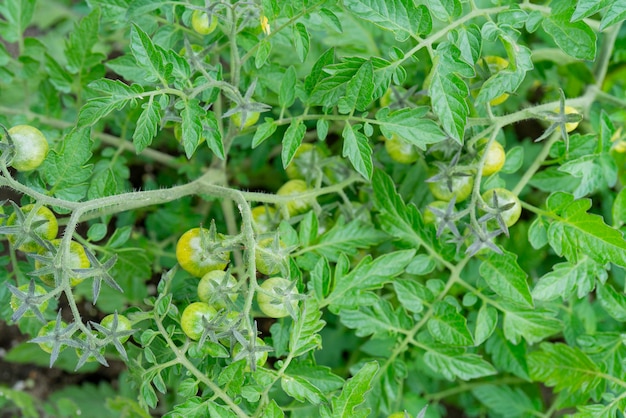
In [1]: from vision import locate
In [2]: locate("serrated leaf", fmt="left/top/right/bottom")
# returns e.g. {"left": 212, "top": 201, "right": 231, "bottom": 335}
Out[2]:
{"left": 485, "top": 331, "right": 529, "bottom": 380}
{"left": 255, "top": 40, "right": 272, "bottom": 69}
{"left": 320, "top": 8, "right": 343, "bottom": 32}
{"left": 293, "top": 22, "right": 310, "bottom": 62}
{"left": 423, "top": 348, "right": 496, "bottom": 381}
{"left": 479, "top": 251, "right": 533, "bottom": 308}
{"left": 338, "top": 60, "right": 374, "bottom": 114}
{"left": 290, "top": 298, "right": 324, "bottom": 357}
{"left": 475, "top": 46, "right": 533, "bottom": 107}
{"left": 392, "top": 278, "right": 431, "bottom": 313}
{"left": 331, "top": 362, "right": 378, "bottom": 418}
{"left": 310, "top": 256, "right": 332, "bottom": 301}
{"left": 127, "top": 0, "right": 168, "bottom": 16}
{"left": 133, "top": 99, "right": 161, "bottom": 153}
{"left": 281, "top": 120, "right": 306, "bottom": 169}
{"left": 558, "top": 153, "right": 617, "bottom": 198}
{"left": 203, "top": 111, "right": 225, "bottom": 160}
{"left": 427, "top": 0, "right": 462, "bottom": 21}
{"left": 130, "top": 24, "right": 166, "bottom": 84}
{"left": 66, "top": 8, "right": 102, "bottom": 73}
{"left": 428, "top": 302, "right": 473, "bottom": 346}
{"left": 285, "top": 362, "right": 344, "bottom": 393}
{"left": 312, "top": 218, "right": 387, "bottom": 261}
{"left": 342, "top": 122, "right": 373, "bottom": 179}
{"left": 503, "top": 309, "right": 562, "bottom": 345}
{"left": 340, "top": 297, "right": 412, "bottom": 337}
{"left": 251, "top": 119, "right": 277, "bottom": 148}
{"left": 597, "top": 283, "right": 626, "bottom": 322}
{"left": 0, "top": 0, "right": 36, "bottom": 43}
{"left": 542, "top": 17, "right": 596, "bottom": 60}
{"left": 428, "top": 64, "right": 468, "bottom": 143}
{"left": 600, "top": 1, "right": 626, "bottom": 29}
{"left": 180, "top": 99, "right": 204, "bottom": 159}
{"left": 344, "top": 0, "right": 431, "bottom": 41}
{"left": 472, "top": 385, "right": 539, "bottom": 418}
{"left": 474, "top": 304, "right": 497, "bottom": 346}
{"left": 279, "top": 66, "right": 297, "bottom": 109}
{"left": 571, "top": 0, "right": 609, "bottom": 22}
{"left": 304, "top": 47, "right": 335, "bottom": 94}
{"left": 532, "top": 257, "right": 606, "bottom": 301}
{"left": 376, "top": 107, "right": 447, "bottom": 149}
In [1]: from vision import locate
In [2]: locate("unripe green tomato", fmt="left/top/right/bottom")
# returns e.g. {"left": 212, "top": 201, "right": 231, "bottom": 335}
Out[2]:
{"left": 255, "top": 237, "right": 286, "bottom": 276}
{"left": 100, "top": 314, "right": 133, "bottom": 343}
{"left": 251, "top": 205, "right": 277, "bottom": 234}
{"left": 74, "top": 333, "right": 105, "bottom": 363}
{"left": 232, "top": 337, "right": 269, "bottom": 371}
{"left": 7, "top": 204, "right": 58, "bottom": 253}
{"left": 481, "top": 188, "right": 522, "bottom": 227}
{"left": 36, "top": 320, "right": 68, "bottom": 353}
{"left": 230, "top": 111, "right": 260, "bottom": 129}
{"left": 555, "top": 105, "right": 581, "bottom": 132}
{"left": 285, "top": 143, "right": 326, "bottom": 180}
{"left": 36, "top": 239, "right": 90, "bottom": 287}
{"left": 480, "top": 140, "right": 506, "bottom": 176}
{"left": 388, "top": 413, "right": 408, "bottom": 418}
{"left": 10, "top": 283, "right": 49, "bottom": 317}
{"left": 180, "top": 302, "right": 218, "bottom": 340}
{"left": 384, "top": 134, "right": 419, "bottom": 164}
{"left": 474, "top": 56, "right": 510, "bottom": 106}
{"left": 428, "top": 175, "right": 474, "bottom": 203}
{"left": 5, "top": 125, "right": 49, "bottom": 171}
{"left": 423, "top": 200, "right": 449, "bottom": 224}
{"left": 277, "top": 179, "right": 313, "bottom": 216}
{"left": 257, "top": 277, "right": 299, "bottom": 318}
{"left": 197, "top": 270, "right": 238, "bottom": 309}
{"left": 175, "top": 227, "right": 230, "bottom": 277}
{"left": 191, "top": 10, "right": 218, "bottom": 35}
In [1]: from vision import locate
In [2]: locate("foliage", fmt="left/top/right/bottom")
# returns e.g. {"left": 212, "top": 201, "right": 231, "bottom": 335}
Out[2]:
{"left": 0, "top": 0, "right": 626, "bottom": 417}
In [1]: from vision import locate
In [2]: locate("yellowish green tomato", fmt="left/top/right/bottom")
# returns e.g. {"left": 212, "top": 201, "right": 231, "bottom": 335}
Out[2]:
{"left": 175, "top": 227, "right": 230, "bottom": 277}
{"left": 4, "top": 125, "right": 49, "bottom": 171}
{"left": 231, "top": 111, "right": 260, "bottom": 129}
{"left": 191, "top": 9, "right": 218, "bottom": 35}
{"left": 555, "top": 105, "right": 581, "bottom": 132}
{"left": 285, "top": 143, "right": 326, "bottom": 180}
{"left": 36, "top": 320, "right": 68, "bottom": 353}
{"left": 257, "top": 277, "right": 298, "bottom": 318}
{"left": 36, "top": 239, "right": 90, "bottom": 287}
{"left": 277, "top": 179, "right": 313, "bottom": 216}
{"left": 100, "top": 313, "right": 133, "bottom": 343}
{"left": 480, "top": 140, "right": 506, "bottom": 176}
{"left": 388, "top": 413, "right": 409, "bottom": 418}
{"left": 255, "top": 237, "right": 286, "bottom": 276}
{"left": 10, "top": 283, "right": 49, "bottom": 317}
{"left": 197, "top": 270, "right": 238, "bottom": 309}
{"left": 475, "top": 56, "right": 510, "bottom": 106}
{"left": 251, "top": 205, "right": 277, "bottom": 234}
{"left": 423, "top": 200, "right": 449, "bottom": 224}
{"left": 428, "top": 175, "right": 474, "bottom": 203}
{"left": 481, "top": 188, "right": 522, "bottom": 227}
{"left": 7, "top": 204, "right": 58, "bottom": 253}
{"left": 180, "top": 301, "right": 218, "bottom": 340}
{"left": 384, "top": 134, "right": 419, "bottom": 164}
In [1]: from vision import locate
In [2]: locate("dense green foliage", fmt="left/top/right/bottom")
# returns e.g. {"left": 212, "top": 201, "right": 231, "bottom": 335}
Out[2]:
{"left": 1, "top": 0, "right": 626, "bottom": 417}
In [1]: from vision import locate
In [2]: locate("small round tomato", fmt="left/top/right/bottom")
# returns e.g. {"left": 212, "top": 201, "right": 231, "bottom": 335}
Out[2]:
{"left": 100, "top": 313, "right": 133, "bottom": 343}
{"left": 10, "top": 283, "right": 49, "bottom": 317}
{"left": 74, "top": 332, "right": 105, "bottom": 363}
{"left": 423, "top": 200, "right": 449, "bottom": 224}
{"left": 232, "top": 337, "right": 269, "bottom": 371}
{"left": 474, "top": 56, "right": 509, "bottom": 106}
{"left": 481, "top": 188, "right": 522, "bottom": 227}
{"left": 176, "top": 227, "right": 230, "bottom": 278}
{"left": 257, "top": 277, "right": 299, "bottom": 318}
{"left": 36, "top": 320, "right": 68, "bottom": 353}
{"left": 255, "top": 237, "right": 286, "bottom": 276}
{"left": 251, "top": 205, "right": 278, "bottom": 235}
{"left": 231, "top": 111, "right": 260, "bottom": 129}
{"left": 4, "top": 125, "right": 49, "bottom": 171}
{"left": 181, "top": 302, "right": 218, "bottom": 340}
{"left": 555, "top": 105, "right": 581, "bottom": 132}
{"left": 388, "top": 413, "right": 409, "bottom": 418}
{"left": 385, "top": 134, "right": 419, "bottom": 164}
{"left": 479, "top": 140, "right": 506, "bottom": 176}
{"left": 285, "top": 143, "right": 326, "bottom": 180}
{"left": 197, "top": 270, "right": 238, "bottom": 309}
{"left": 428, "top": 174, "right": 474, "bottom": 203}
{"left": 277, "top": 179, "right": 313, "bottom": 216}
{"left": 7, "top": 204, "right": 58, "bottom": 253}
{"left": 36, "top": 239, "right": 90, "bottom": 287}
{"left": 191, "top": 9, "right": 218, "bottom": 35}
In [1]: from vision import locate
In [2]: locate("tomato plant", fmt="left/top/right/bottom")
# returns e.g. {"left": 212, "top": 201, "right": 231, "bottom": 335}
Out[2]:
{"left": 0, "top": 1, "right": 625, "bottom": 417}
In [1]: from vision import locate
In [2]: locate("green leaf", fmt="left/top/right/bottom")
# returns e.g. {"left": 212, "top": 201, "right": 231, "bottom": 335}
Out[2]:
{"left": 320, "top": 7, "right": 343, "bottom": 32}
{"left": 427, "top": 0, "right": 462, "bottom": 21}
{"left": 614, "top": 187, "right": 626, "bottom": 228}
{"left": 133, "top": 99, "right": 161, "bottom": 154}
{"left": 331, "top": 361, "right": 379, "bottom": 418}
{"left": 472, "top": 385, "right": 540, "bottom": 418}
{"left": 503, "top": 308, "right": 562, "bottom": 345}
{"left": 428, "top": 302, "right": 474, "bottom": 346}
{"left": 293, "top": 22, "right": 310, "bottom": 62}
{"left": 311, "top": 218, "right": 387, "bottom": 261}
{"left": 451, "top": 24, "right": 481, "bottom": 64}
{"left": 393, "top": 278, "right": 432, "bottom": 313}
{"left": 342, "top": 122, "right": 373, "bottom": 179}
{"left": 126, "top": 0, "right": 168, "bottom": 16}
{"left": 0, "top": 0, "right": 36, "bottom": 43}
{"left": 279, "top": 66, "right": 297, "bottom": 109}
{"left": 532, "top": 257, "right": 606, "bottom": 301}
{"left": 130, "top": 24, "right": 166, "bottom": 84}
{"left": 571, "top": 0, "right": 609, "bottom": 22}
{"left": 203, "top": 111, "right": 225, "bottom": 160}
{"left": 304, "top": 47, "right": 335, "bottom": 95}
{"left": 285, "top": 362, "right": 344, "bottom": 393}
{"left": 547, "top": 197, "right": 626, "bottom": 269}
{"left": 479, "top": 251, "right": 533, "bottom": 308}
{"left": 259, "top": 400, "right": 284, "bottom": 418}
{"left": 289, "top": 298, "right": 325, "bottom": 357}
{"left": 340, "top": 297, "right": 412, "bottom": 337}
{"left": 251, "top": 119, "right": 277, "bottom": 148}
{"left": 376, "top": 107, "right": 447, "bottom": 149}
{"left": 597, "top": 283, "right": 626, "bottom": 322}
{"left": 474, "top": 304, "right": 498, "bottom": 346}
{"left": 558, "top": 154, "right": 617, "bottom": 198}
{"left": 281, "top": 120, "right": 306, "bottom": 169}
{"left": 528, "top": 343, "right": 604, "bottom": 396}
{"left": 423, "top": 348, "right": 497, "bottom": 381}
{"left": 338, "top": 60, "right": 374, "bottom": 114}
{"left": 600, "top": 1, "right": 626, "bottom": 29}
{"left": 343, "top": 0, "right": 432, "bottom": 41}
{"left": 475, "top": 46, "right": 533, "bottom": 107}
{"left": 255, "top": 40, "right": 271, "bottom": 69}
{"left": 485, "top": 331, "right": 530, "bottom": 380}
{"left": 44, "top": 54, "right": 73, "bottom": 93}
{"left": 281, "top": 374, "right": 325, "bottom": 404}
{"left": 180, "top": 99, "right": 204, "bottom": 159}
{"left": 542, "top": 17, "right": 596, "bottom": 60}
{"left": 66, "top": 8, "right": 102, "bottom": 73}
{"left": 310, "top": 256, "right": 332, "bottom": 301}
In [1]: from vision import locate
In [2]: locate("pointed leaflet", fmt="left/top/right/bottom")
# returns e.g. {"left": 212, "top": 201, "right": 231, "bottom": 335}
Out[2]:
{"left": 78, "top": 80, "right": 143, "bottom": 127}
{"left": 427, "top": 302, "right": 473, "bottom": 346}
{"left": 547, "top": 196, "right": 626, "bottom": 269}
{"left": 479, "top": 251, "right": 533, "bottom": 308}
{"left": 532, "top": 257, "right": 606, "bottom": 301}
{"left": 281, "top": 375, "right": 325, "bottom": 404}
{"left": 331, "top": 362, "right": 378, "bottom": 418}
{"left": 600, "top": 1, "right": 626, "bottom": 30}
{"left": 293, "top": 22, "right": 310, "bottom": 62}
{"left": 376, "top": 107, "right": 447, "bottom": 149}
{"left": 279, "top": 66, "right": 297, "bottom": 109}
{"left": 66, "top": 8, "right": 103, "bottom": 73}
{"left": 427, "top": 0, "right": 462, "bottom": 21}
{"left": 130, "top": 24, "right": 166, "bottom": 84}
{"left": 181, "top": 99, "right": 204, "bottom": 159}
{"left": 475, "top": 45, "right": 533, "bottom": 107}
{"left": 542, "top": 15, "right": 596, "bottom": 60}
{"left": 289, "top": 298, "right": 325, "bottom": 357}
{"left": 340, "top": 297, "right": 412, "bottom": 337}
{"left": 203, "top": 111, "right": 225, "bottom": 160}
{"left": 485, "top": 331, "right": 530, "bottom": 380}
{"left": 304, "top": 47, "right": 335, "bottom": 95}
{"left": 597, "top": 283, "right": 626, "bottom": 322}
{"left": 338, "top": 60, "right": 374, "bottom": 114}
{"left": 311, "top": 218, "right": 387, "bottom": 261}
{"left": 342, "top": 122, "right": 373, "bottom": 179}
{"left": 558, "top": 153, "right": 617, "bottom": 198}
{"left": 472, "top": 385, "right": 540, "bottom": 418}
{"left": 133, "top": 98, "right": 161, "bottom": 154}
{"left": 503, "top": 308, "right": 562, "bottom": 345}
{"left": 252, "top": 119, "right": 277, "bottom": 148}
{"left": 343, "top": 0, "right": 431, "bottom": 41}
{"left": 474, "top": 304, "right": 497, "bottom": 346}
{"left": 281, "top": 120, "right": 306, "bottom": 169}
{"left": 0, "top": 0, "right": 36, "bottom": 43}
{"left": 423, "top": 348, "right": 496, "bottom": 381}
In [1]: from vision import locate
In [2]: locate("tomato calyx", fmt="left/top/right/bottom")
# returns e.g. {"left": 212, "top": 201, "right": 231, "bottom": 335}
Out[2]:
{"left": 256, "top": 277, "right": 302, "bottom": 318}
{"left": 426, "top": 158, "right": 474, "bottom": 203}
{"left": 425, "top": 196, "right": 467, "bottom": 238}
{"left": 232, "top": 336, "right": 272, "bottom": 372}
{"left": 479, "top": 188, "right": 522, "bottom": 235}
{"left": 8, "top": 280, "right": 49, "bottom": 322}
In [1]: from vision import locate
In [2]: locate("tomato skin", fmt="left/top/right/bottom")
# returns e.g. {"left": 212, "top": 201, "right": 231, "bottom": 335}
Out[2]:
{"left": 100, "top": 314, "right": 133, "bottom": 343}
{"left": 474, "top": 56, "right": 510, "bottom": 106}
{"left": 231, "top": 111, "right": 260, "bottom": 129}
{"left": 255, "top": 237, "right": 286, "bottom": 276}
{"left": 277, "top": 179, "right": 313, "bottom": 216}
{"left": 7, "top": 204, "right": 58, "bottom": 253}
{"left": 36, "top": 320, "right": 68, "bottom": 353}
{"left": 257, "top": 277, "right": 298, "bottom": 318}
{"left": 480, "top": 140, "right": 506, "bottom": 176}
{"left": 36, "top": 239, "right": 90, "bottom": 287}
{"left": 191, "top": 10, "right": 218, "bottom": 35}
{"left": 5, "top": 125, "right": 49, "bottom": 171}
{"left": 197, "top": 270, "right": 238, "bottom": 309}
{"left": 175, "top": 227, "right": 230, "bottom": 278}
{"left": 10, "top": 283, "right": 49, "bottom": 317}
{"left": 384, "top": 134, "right": 419, "bottom": 164}
{"left": 180, "top": 302, "right": 218, "bottom": 340}
{"left": 428, "top": 174, "right": 474, "bottom": 202}
{"left": 251, "top": 205, "right": 278, "bottom": 234}
{"left": 481, "top": 188, "right": 522, "bottom": 227}
{"left": 556, "top": 105, "right": 581, "bottom": 132}
{"left": 285, "top": 143, "right": 326, "bottom": 180}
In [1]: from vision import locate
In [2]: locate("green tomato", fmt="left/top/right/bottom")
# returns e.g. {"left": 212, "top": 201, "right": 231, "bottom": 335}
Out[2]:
{"left": 251, "top": 205, "right": 278, "bottom": 235}
{"left": 36, "top": 320, "right": 68, "bottom": 354}
{"left": 255, "top": 237, "right": 286, "bottom": 276}
{"left": 285, "top": 143, "right": 326, "bottom": 180}
{"left": 36, "top": 239, "right": 90, "bottom": 287}
{"left": 230, "top": 111, "right": 260, "bottom": 129}
{"left": 232, "top": 337, "right": 269, "bottom": 371}
{"left": 556, "top": 105, "right": 581, "bottom": 132}
{"left": 4, "top": 125, "right": 49, "bottom": 171}
{"left": 6, "top": 204, "right": 59, "bottom": 253}
{"left": 428, "top": 174, "right": 474, "bottom": 203}
{"left": 481, "top": 188, "right": 522, "bottom": 227}
{"left": 10, "top": 283, "right": 49, "bottom": 318}
{"left": 479, "top": 140, "right": 506, "bottom": 176}
{"left": 384, "top": 134, "right": 419, "bottom": 164}
{"left": 176, "top": 227, "right": 230, "bottom": 277}
{"left": 180, "top": 302, "right": 218, "bottom": 341}
{"left": 197, "top": 270, "right": 238, "bottom": 309}
{"left": 100, "top": 313, "right": 133, "bottom": 343}
{"left": 257, "top": 277, "right": 299, "bottom": 318}
{"left": 191, "top": 9, "right": 218, "bottom": 35}
{"left": 277, "top": 179, "right": 313, "bottom": 216}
